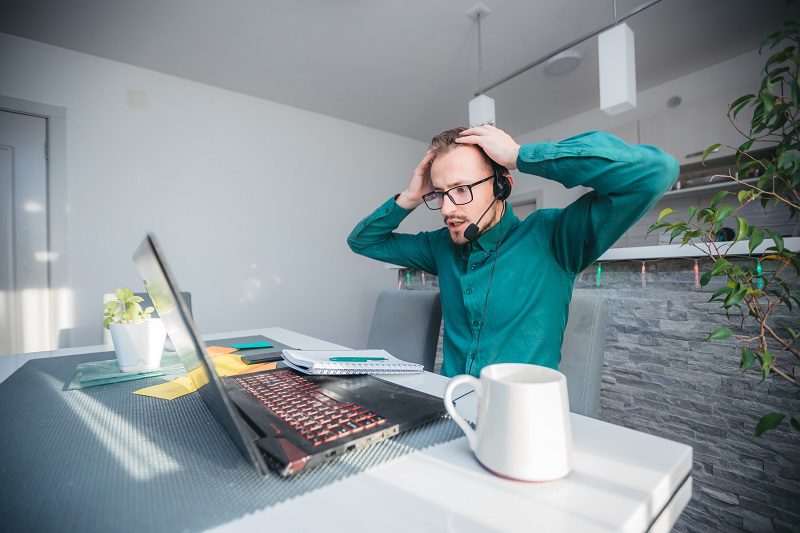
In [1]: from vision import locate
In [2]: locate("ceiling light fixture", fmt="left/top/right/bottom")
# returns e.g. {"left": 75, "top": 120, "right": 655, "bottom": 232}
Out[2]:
{"left": 598, "top": 0, "right": 637, "bottom": 114}
{"left": 543, "top": 50, "right": 582, "bottom": 76}
{"left": 467, "top": 3, "right": 495, "bottom": 127}
{"left": 473, "top": 0, "right": 662, "bottom": 100}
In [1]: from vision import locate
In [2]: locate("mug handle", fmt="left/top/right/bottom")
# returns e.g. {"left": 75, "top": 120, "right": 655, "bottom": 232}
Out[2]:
{"left": 443, "top": 374, "right": 481, "bottom": 451}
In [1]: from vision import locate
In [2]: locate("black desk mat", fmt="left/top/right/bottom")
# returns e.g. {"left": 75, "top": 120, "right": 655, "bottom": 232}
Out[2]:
{"left": 0, "top": 351, "right": 462, "bottom": 532}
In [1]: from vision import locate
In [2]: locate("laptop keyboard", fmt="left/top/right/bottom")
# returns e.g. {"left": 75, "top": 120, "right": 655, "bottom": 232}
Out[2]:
{"left": 235, "top": 370, "right": 387, "bottom": 447}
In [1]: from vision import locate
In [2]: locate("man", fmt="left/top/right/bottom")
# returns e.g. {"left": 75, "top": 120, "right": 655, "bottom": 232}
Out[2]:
{"left": 348, "top": 124, "right": 678, "bottom": 377}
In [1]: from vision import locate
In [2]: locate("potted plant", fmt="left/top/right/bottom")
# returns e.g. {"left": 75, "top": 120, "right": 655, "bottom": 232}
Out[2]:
{"left": 648, "top": 20, "right": 799, "bottom": 435}
{"left": 103, "top": 287, "right": 166, "bottom": 373}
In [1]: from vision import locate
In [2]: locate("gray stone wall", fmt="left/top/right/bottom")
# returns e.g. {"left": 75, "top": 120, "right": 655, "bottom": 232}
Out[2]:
{"left": 573, "top": 258, "right": 800, "bottom": 532}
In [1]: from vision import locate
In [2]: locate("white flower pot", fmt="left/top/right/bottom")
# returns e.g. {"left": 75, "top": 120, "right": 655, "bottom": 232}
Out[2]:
{"left": 109, "top": 319, "right": 167, "bottom": 373}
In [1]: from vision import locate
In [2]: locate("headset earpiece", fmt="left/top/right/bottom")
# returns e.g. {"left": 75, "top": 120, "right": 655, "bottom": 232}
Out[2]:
{"left": 492, "top": 163, "right": 511, "bottom": 201}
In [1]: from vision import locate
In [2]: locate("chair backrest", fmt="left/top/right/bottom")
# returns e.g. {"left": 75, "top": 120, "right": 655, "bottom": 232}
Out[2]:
{"left": 559, "top": 294, "right": 608, "bottom": 419}
{"left": 134, "top": 291, "right": 192, "bottom": 319}
{"left": 366, "top": 290, "right": 442, "bottom": 372}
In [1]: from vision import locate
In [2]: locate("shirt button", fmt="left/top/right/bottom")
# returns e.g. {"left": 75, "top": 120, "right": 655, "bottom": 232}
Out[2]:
{"left": 465, "top": 288, "right": 472, "bottom": 295}
{"left": 471, "top": 264, "right": 477, "bottom": 270}
{"left": 472, "top": 320, "right": 479, "bottom": 327}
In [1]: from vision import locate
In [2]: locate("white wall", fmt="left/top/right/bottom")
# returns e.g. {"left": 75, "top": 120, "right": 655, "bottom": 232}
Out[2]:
{"left": 0, "top": 32, "right": 439, "bottom": 351}
{"left": 509, "top": 49, "right": 763, "bottom": 209}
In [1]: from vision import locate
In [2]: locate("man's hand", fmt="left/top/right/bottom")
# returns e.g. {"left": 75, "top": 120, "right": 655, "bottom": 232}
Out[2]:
{"left": 455, "top": 124, "right": 520, "bottom": 170}
{"left": 396, "top": 150, "right": 435, "bottom": 209}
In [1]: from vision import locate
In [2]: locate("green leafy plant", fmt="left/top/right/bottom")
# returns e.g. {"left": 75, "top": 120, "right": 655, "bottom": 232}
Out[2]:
{"left": 648, "top": 20, "right": 800, "bottom": 436}
{"left": 103, "top": 288, "right": 155, "bottom": 329}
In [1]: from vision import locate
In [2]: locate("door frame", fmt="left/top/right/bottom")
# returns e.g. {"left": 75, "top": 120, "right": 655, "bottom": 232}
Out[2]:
{"left": 509, "top": 189, "right": 543, "bottom": 218}
{"left": 0, "top": 95, "right": 69, "bottom": 349}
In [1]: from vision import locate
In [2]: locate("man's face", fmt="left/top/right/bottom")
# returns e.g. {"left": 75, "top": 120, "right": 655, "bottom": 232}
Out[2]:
{"left": 429, "top": 146, "right": 504, "bottom": 245}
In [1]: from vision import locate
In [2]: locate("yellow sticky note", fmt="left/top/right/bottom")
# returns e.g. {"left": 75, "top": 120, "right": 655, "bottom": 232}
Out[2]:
{"left": 133, "top": 356, "right": 276, "bottom": 401}
{"left": 134, "top": 376, "right": 196, "bottom": 400}
{"left": 211, "top": 353, "right": 251, "bottom": 376}
{"left": 207, "top": 345, "right": 238, "bottom": 357}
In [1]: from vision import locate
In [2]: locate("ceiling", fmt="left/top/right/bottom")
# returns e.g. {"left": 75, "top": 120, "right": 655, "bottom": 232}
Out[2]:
{"left": 0, "top": 0, "right": 794, "bottom": 141}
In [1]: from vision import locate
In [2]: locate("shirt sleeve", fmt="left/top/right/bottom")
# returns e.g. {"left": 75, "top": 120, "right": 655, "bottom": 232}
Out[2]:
{"left": 516, "top": 131, "right": 679, "bottom": 274}
{"left": 347, "top": 196, "right": 439, "bottom": 275}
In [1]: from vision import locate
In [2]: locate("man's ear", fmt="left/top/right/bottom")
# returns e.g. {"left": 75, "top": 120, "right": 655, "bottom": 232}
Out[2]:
{"left": 505, "top": 173, "right": 515, "bottom": 190}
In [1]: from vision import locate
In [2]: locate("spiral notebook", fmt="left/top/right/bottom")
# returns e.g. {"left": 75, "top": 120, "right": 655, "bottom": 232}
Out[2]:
{"left": 281, "top": 349, "right": 424, "bottom": 375}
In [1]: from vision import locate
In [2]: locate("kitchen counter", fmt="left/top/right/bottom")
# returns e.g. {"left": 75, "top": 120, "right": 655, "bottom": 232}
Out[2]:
{"left": 598, "top": 237, "right": 799, "bottom": 261}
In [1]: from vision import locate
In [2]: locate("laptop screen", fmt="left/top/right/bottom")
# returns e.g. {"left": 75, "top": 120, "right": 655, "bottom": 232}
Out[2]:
{"left": 132, "top": 233, "right": 265, "bottom": 472}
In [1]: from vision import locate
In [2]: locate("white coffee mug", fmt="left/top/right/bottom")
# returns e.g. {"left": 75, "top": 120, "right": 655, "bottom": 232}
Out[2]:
{"left": 444, "top": 363, "right": 573, "bottom": 482}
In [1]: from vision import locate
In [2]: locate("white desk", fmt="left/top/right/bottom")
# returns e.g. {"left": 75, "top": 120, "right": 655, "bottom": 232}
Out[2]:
{"left": 4, "top": 327, "right": 692, "bottom": 532}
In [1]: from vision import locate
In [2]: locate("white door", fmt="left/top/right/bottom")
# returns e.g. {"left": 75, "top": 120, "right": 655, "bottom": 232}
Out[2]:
{"left": 0, "top": 110, "right": 50, "bottom": 356}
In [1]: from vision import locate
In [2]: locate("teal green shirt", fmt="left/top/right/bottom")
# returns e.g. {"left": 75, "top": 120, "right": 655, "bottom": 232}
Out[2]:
{"left": 347, "top": 131, "right": 678, "bottom": 377}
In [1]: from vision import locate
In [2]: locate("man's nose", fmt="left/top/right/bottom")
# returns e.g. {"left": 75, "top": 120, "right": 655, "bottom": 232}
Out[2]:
{"left": 440, "top": 194, "right": 457, "bottom": 216}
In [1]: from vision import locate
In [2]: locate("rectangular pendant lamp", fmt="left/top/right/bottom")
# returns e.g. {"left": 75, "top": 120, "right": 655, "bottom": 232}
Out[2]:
{"left": 469, "top": 94, "right": 495, "bottom": 126}
{"left": 598, "top": 22, "right": 636, "bottom": 115}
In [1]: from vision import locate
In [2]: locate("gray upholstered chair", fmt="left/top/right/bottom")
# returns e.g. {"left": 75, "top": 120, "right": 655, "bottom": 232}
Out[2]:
{"left": 559, "top": 293, "right": 608, "bottom": 419}
{"left": 366, "top": 290, "right": 442, "bottom": 372}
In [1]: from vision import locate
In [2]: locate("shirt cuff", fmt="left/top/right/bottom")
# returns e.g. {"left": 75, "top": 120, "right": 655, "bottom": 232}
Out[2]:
{"left": 376, "top": 195, "right": 413, "bottom": 224}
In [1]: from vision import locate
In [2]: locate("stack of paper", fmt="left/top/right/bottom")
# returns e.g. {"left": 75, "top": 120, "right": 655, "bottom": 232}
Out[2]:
{"left": 281, "top": 349, "right": 423, "bottom": 375}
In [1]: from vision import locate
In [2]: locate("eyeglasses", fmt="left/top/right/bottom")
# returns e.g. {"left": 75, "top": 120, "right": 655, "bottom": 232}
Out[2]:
{"left": 421, "top": 176, "right": 494, "bottom": 210}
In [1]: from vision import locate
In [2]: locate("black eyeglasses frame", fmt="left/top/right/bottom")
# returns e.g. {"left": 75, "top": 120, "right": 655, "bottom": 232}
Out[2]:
{"left": 421, "top": 175, "right": 495, "bottom": 210}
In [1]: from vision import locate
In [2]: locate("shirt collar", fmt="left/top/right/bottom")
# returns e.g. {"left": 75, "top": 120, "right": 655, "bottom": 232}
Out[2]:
{"left": 460, "top": 202, "right": 520, "bottom": 257}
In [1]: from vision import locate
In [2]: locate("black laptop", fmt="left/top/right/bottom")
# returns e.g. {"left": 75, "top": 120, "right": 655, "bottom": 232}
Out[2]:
{"left": 133, "top": 233, "right": 446, "bottom": 476}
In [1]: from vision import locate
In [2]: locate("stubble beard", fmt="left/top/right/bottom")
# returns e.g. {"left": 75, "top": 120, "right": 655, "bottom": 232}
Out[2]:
{"left": 446, "top": 200, "right": 502, "bottom": 245}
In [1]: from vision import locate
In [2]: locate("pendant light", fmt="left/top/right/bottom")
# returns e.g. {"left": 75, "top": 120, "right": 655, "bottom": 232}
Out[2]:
{"left": 467, "top": 3, "right": 495, "bottom": 126}
{"left": 598, "top": 0, "right": 637, "bottom": 114}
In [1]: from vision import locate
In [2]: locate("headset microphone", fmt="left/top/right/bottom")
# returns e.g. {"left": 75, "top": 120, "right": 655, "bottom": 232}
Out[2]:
{"left": 464, "top": 198, "right": 497, "bottom": 242}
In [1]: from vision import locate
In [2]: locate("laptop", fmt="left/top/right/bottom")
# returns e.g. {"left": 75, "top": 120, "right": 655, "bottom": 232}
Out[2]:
{"left": 133, "top": 233, "right": 447, "bottom": 476}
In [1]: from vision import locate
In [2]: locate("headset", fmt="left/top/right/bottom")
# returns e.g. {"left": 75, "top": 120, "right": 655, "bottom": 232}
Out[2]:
{"left": 464, "top": 156, "right": 512, "bottom": 242}
{"left": 491, "top": 161, "right": 513, "bottom": 202}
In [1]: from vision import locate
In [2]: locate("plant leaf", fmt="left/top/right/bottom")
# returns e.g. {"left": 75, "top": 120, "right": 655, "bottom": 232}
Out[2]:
{"left": 706, "top": 327, "right": 733, "bottom": 341}
{"left": 754, "top": 412, "right": 785, "bottom": 437}
{"left": 715, "top": 205, "right": 734, "bottom": 227}
{"left": 766, "top": 229, "right": 785, "bottom": 253}
{"left": 702, "top": 143, "right": 722, "bottom": 163}
{"left": 738, "top": 138, "right": 755, "bottom": 154}
{"left": 760, "top": 349, "right": 773, "bottom": 381}
{"left": 709, "top": 286, "right": 732, "bottom": 302}
{"left": 740, "top": 348, "right": 755, "bottom": 371}
{"left": 657, "top": 208, "right": 673, "bottom": 223}
{"left": 669, "top": 225, "right": 686, "bottom": 244}
{"left": 710, "top": 258, "right": 732, "bottom": 276}
{"left": 710, "top": 190, "right": 729, "bottom": 208}
{"left": 749, "top": 228, "right": 765, "bottom": 254}
{"left": 735, "top": 216, "right": 749, "bottom": 242}
{"left": 737, "top": 190, "right": 750, "bottom": 204}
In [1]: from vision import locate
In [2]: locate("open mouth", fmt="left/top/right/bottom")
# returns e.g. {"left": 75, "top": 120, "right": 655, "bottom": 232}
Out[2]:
{"left": 446, "top": 219, "right": 467, "bottom": 231}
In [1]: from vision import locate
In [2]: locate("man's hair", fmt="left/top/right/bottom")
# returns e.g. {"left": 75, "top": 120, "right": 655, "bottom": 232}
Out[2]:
{"left": 425, "top": 126, "right": 507, "bottom": 181}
